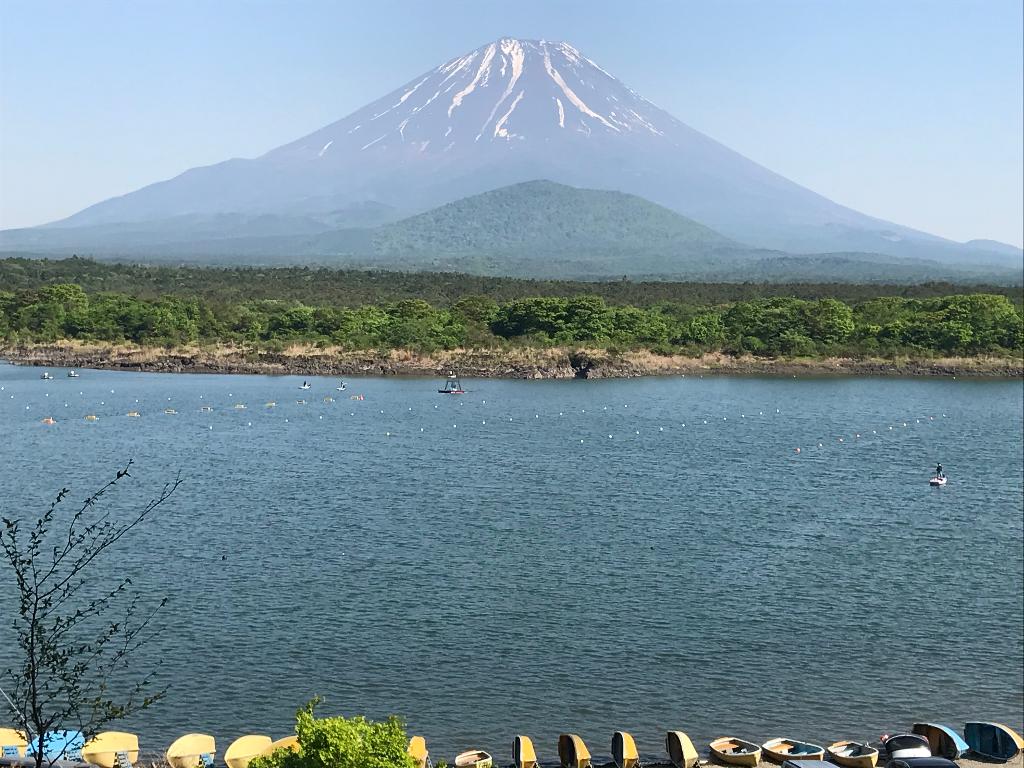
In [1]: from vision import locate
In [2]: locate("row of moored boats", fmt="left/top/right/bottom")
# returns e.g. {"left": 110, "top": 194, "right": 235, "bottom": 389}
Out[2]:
{"left": 1, "top": 721, "right": 1021, "bottom": 768}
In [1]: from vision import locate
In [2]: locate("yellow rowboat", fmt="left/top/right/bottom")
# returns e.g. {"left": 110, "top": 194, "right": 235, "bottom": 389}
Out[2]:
{"left": 828, "top": 741, "right": 878, "bottom": 768}
{"left": 408, "top": 736, "right": 430, "bottom": 768}
{"left": 558, "top": 734, "right": 592, "bottom": 768}
{"left": 85, "top": 414, "right": 99, "bottom": 421}
{"left": 82, "top": 731, "right": 139, "bottom": 768}
{"left": 454, "top": 750, "right": 492, "bottom": 768}
{"left": 612, "top": 732, "right": 640, "bottom": 768}
{"left": 666, "top": 731, "right": 699, "bottom": 768}
{"left": 0, "top": 728, "right": 28, "bottom": 758}
{"left": 513, "top": 735, "right": 538, "bottom": 768}
{"left": 224, "top": 735, "right": 272, "bottom": 768}
{"left": 265, "top": 402, "right": 276, "bottom": 408}
{"left": 710, "top": 737, "right": 761, "bottom": 766}
{"left": 762, "top": 738, "right": 825, "bottom": 763}
{"left": 166, "top": 733, "right": 216, "bottom": 768}
{"left": 127, "top": 411, "right": 141, "bottom": 418}
{"left": 262, "top": 736, "right": 300, "bottom": 756}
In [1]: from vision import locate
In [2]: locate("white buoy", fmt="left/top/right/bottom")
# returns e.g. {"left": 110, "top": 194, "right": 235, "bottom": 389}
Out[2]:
{"left": 659, "top": 427, "right": 664, "bottom": 431}
{"left": 209, "top": 425, "right": 213, "bottom": 430}
{"left": 482, "top": 420, "right": 486, "bottom": 425}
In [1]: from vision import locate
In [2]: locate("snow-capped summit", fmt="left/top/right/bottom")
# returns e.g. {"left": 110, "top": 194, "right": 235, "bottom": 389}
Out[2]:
{"left": 38, "top": 37, "right": 1017, "bottom": 265}
{"left": 271, "top": 38, "right": 668, "bottom": 160}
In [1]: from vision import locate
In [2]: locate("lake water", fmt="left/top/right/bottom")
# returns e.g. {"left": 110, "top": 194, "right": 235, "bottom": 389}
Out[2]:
{"left": 0, "top": 361, "right": 1021, "bottom": 764}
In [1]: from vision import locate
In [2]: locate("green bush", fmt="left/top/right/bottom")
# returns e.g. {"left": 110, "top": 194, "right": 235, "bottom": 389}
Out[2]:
{"left": 249, "top": 698, "right": 415, "bottom": 768}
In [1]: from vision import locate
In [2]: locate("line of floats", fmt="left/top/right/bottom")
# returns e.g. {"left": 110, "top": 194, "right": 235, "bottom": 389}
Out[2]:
{"left": 1, "top": 721, "right": 1021, "bottom": 768}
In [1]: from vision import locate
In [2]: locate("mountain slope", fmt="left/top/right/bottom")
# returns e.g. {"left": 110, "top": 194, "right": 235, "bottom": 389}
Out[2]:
{"left": 19, "top": 37, "right": 1018, "bottom": 269}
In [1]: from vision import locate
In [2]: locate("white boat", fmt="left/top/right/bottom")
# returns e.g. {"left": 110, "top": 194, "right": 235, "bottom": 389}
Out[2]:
{"left": 299, "top": 382, "right": 311, "bottom": 390}
{"left": 929, "top": 476, "right": 947, "bottom": 486}
{"left": 67, "top": 371, "right": 80, "bottom": 378}
{"left": 454, "top": 750, "right": 492, "bottom": 768}
{"left": 336, "top": 382, "right": 347, "bottom": 391}
{"left": 40, "top": 372, "right": 54, "bottom": 380}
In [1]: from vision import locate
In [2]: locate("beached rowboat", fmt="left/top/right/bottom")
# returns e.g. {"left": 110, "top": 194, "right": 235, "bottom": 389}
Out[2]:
{"left": 762, "top": 738, "right": 825, "bottom": 763}
{"left": 513, "top": 735, "right": 538, "bottom": 768}
{"left": 963, "top": 722, "right": 1024, "bottom": 762}
{"left": 454, "top": 750, "right": 492, "bottom": 768}
{"left": 666, "top": 731, "right": 699, "bottom": 768}
{"left": 81, "top": 731, "right": 139, "bottom": 768}
{"left": 612, "top": 732, "right": 640, "bottom": 768}
{"left": 0, "top": 729, "right": 28, "bottom": 759}
{"left": 709, "top": 737, "right": 761, "bottom": 766}
{"left": 224, "top": 736, "right": 272, "bottom": 768}
{"left": 408, "top": 737, "right": 430, "bottom": 768}
{"left": 827, "top": 741, "right": 878, "bottom": 768}
{"left": 558, "top": 734, "right": 592, "bottom": 768}
{"left": 165, "top": 734, "right": 215, "bottom": 768}
{"left": 883, "top": 734, "right": 931, "bottom": 759}
{"left": 912, "top": 724, "right": 968, "bottom": 759}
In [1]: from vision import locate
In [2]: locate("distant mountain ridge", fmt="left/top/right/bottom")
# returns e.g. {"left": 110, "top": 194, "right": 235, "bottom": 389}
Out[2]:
{"left": 2, "top": 36, "right": 1020, "bottom": 276}
{"left": 3, "top": 181, "right": 1017, "bottom": 284}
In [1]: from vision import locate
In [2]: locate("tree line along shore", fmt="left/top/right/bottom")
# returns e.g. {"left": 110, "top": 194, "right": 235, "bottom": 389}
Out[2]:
{"left": 2, "top": 275, "right": 1022, "bottom": 359}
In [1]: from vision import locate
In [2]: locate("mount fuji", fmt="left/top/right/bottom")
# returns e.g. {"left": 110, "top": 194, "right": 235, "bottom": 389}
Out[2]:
{"left": 3, "top": 37, "right": 1020, "bottom": 273}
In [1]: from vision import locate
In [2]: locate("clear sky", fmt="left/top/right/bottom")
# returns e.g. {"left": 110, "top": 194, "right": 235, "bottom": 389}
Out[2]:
{"left": 1, "top": 0, "right": 1022, "bottom": 246}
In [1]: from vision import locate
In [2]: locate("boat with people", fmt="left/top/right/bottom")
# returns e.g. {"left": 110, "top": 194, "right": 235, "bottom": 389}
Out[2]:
{"left": 299, "top": 382, "right": 311, "bottom": 390}
{"left": 336, "top": 382, "right": 347, "bottom": 391}
{"left": 438, "top": 372, "right": 465, "bottom": 394}
{"left": 39, "top": 372, "right": 54, "bottom": 380}
{"left": 66, "top": 370, "right": 79, "bottom": 378}
{"left": 709, "top": 737, "right": 762, "bottom": 766}
{"left": 930, "top": 462, "right": 947, "bottom": 486}
{"left": 40, "top": 417, "right": 56, "bottom": 425}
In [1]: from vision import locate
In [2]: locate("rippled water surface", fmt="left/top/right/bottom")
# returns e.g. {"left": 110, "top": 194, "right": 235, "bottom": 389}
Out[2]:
{"left": 0, "top": 362, "right": 1021, "bottom": 762}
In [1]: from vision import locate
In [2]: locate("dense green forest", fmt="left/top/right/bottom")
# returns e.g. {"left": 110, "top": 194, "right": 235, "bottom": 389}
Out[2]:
{"left": 1, "top": 280, "right": 1020, "bottom": 358}
{"left": 2, "top": 257, "right": 1022, "bottom": 309}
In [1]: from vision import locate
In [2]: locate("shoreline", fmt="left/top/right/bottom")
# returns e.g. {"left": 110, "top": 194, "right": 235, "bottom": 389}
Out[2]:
{"left": 1, "top": 342, "right": 1021, "bottom": 380}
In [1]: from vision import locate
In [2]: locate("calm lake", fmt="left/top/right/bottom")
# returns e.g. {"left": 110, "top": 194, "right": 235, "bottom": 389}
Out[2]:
{"left": 0, "top": 361, "right": 1021, "bottom": 763}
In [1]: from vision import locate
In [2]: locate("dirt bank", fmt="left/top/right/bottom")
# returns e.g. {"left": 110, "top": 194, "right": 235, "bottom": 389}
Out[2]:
{"left": 1, "top": 342, "right": 1021, "bottom": 379}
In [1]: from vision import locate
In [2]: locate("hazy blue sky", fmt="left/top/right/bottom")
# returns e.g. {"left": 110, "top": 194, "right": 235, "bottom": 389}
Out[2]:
{"left": 1, "top": 0, "right": 1022, "bottom": 246}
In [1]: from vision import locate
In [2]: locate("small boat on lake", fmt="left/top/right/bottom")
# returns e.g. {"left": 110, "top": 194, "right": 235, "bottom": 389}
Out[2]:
{"left": 827, "top": 741, "right": 877, "bottom": 768}
{"left": 912, "top": 724, "right": 968, "bottom": 759}
{"left": 299, "top": 382, "right": 311, "bottom": 390}
{"left": 224, "top": 735, "right": 272, "bottom": 768}
{"left": 127, "top": 411, "right": 140, "bottom": 418}
{"left": 165, "top": 733, "right": 216, "bottom": 768}
{"left": 882, "top": 734, "right": 931, "bottom": 759}
{"left": 762, "top": 738, "right": 825, "bottom": 763}
{"left": 666, "top": 731, "right": 699, "bottom": 768}
{"left": 454, "top": 750, "right": 492, "bottom": 768}
{"left": 81, "top": 731, "right": 139, "bottom": 768}
{"left": 827, "top": 741, "right": 878, "bottom": 768}
{"left": 163, "top": 408, "right": 177, "bottom": 415}
{"left": 336, "top": 382, "right": 347, "bottom": 391}
{"left": 710, "top": 737, "right": 761, "bottom": 766}
{"left": 929, "top": 476, "right": 947, "bottom": 486}
{"left": 199, "top": 405, "right": 213, "bottom": 413}
{"left": 513, "top": 735, "right": 538, "bottom": 768}
{"left": 407, "top": 736, "right": 430, "bottom": 768}
{"left": 40, "top": 372, "right": 54, "bottom": 380}
{"left": 612, "top": 732, "right": 640, "bottom": 768}
{"left": 963, "top": 722, "right": 1024, "bottom": 762}
{"left": 41, "top": 417, "right": 56, "bottom": 425}
{"left": 558, "top": 734, "right": 592, "bottom": 768}
{"left": 84, "top": 414, "right": 99, "bottom": 421}
{"left": 67, "top": 371, "right": 79, "bottom": 378}
{"left": 438, "top": 373, "right": 465, "bottom": 394}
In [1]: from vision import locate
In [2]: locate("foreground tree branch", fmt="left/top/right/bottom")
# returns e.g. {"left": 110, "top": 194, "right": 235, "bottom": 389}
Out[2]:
{"left": 1, "top": 460, "right": 181, "bottom": 768}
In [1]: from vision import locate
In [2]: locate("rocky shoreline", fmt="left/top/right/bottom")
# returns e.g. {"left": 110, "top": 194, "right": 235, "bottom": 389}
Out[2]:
{"left": 1, "top": 342, "right": 1021, "bottom": 379}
